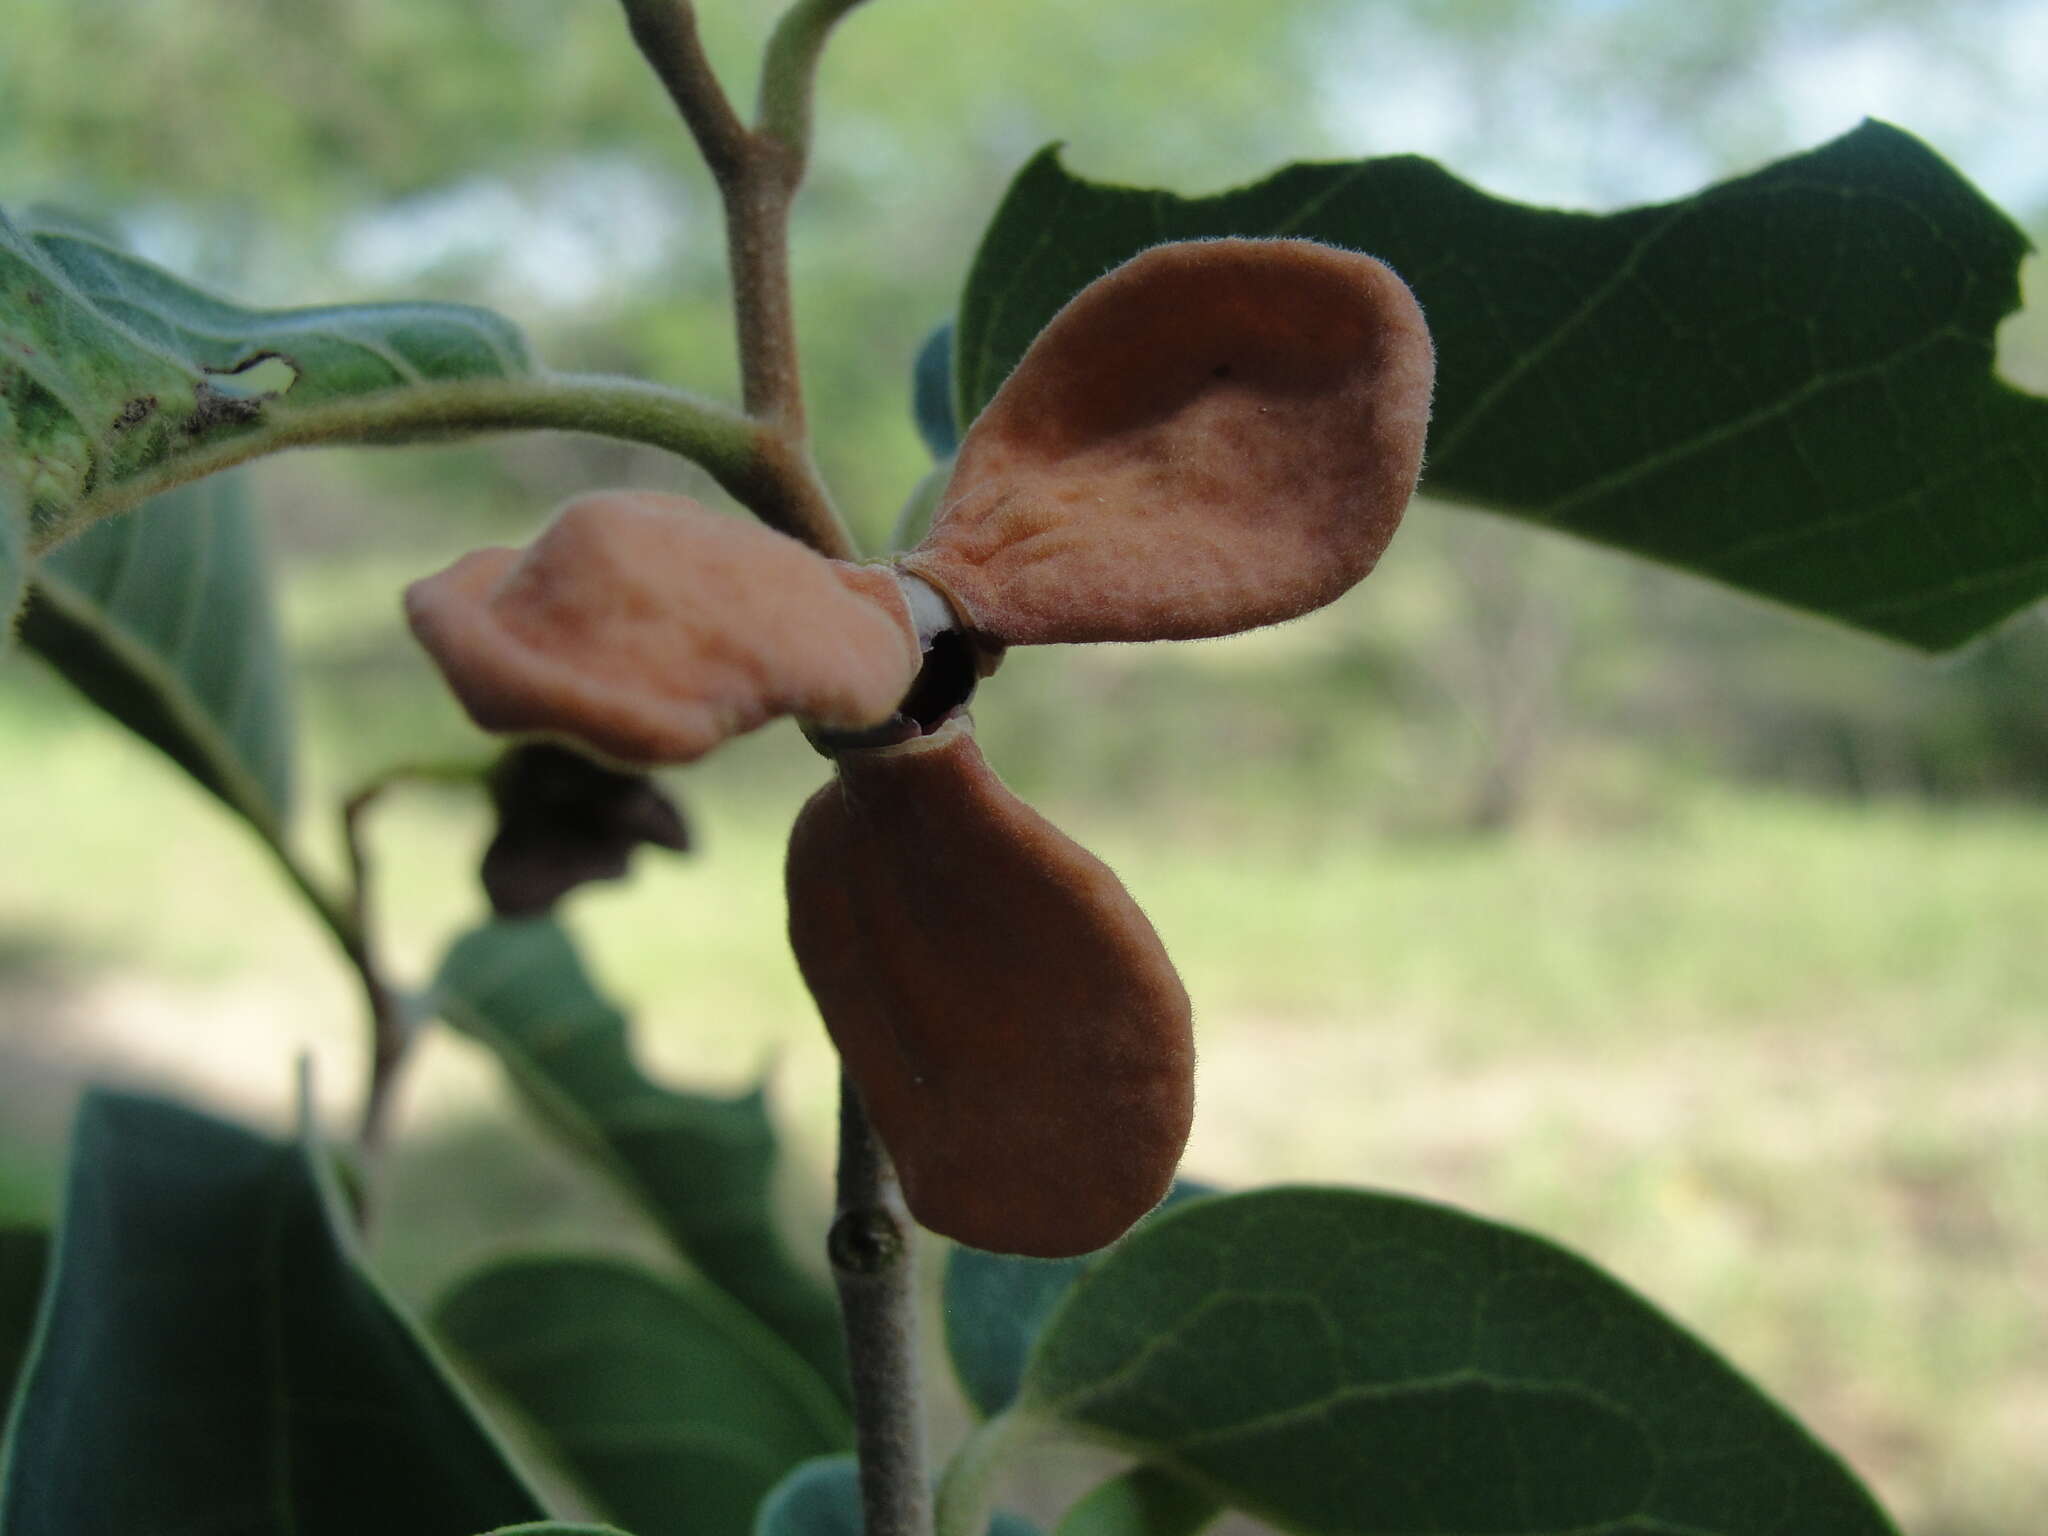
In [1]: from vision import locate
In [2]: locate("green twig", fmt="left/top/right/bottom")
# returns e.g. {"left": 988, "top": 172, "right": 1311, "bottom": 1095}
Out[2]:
{"left": 58, "top": 373, "right": 797, "bottom": 544}
{"left": 759, "top": 0, "right": 877, "bottom": 177}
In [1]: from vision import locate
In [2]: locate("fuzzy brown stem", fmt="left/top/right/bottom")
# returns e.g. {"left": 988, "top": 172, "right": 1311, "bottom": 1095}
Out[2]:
{"left": 619, "top": 0, "right": 748, "bottom": 182}
{"left": 831, "top": 1075, "right": 933, "bottom": 1536}
{"left": 615, "top": 0, "right": 864, "bottom": 556}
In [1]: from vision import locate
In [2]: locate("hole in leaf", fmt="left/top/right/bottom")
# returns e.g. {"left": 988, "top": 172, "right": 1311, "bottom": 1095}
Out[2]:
{"left": 205, "top": 352, "right": 300, "bottom": 400}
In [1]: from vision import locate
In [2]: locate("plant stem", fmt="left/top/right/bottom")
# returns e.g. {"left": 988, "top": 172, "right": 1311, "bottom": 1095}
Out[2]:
{"left": 758, "top": 0, "right": 875, "bottom": 165}
{"left": 60, "top": 373, "right": 810, "bottom": 544}
{"left": 618, "top": 0, "right": 749, "bottom": 182}
{"left": 252, "top": 822, "right": 405, "bottom": 1222}
{"left": 830, "top": 1075, "right": 933, "bottom": 1536}
{"left": 339, "top": 779, "right": 411, "bottom": 1175}
{"left": 616, "top": 0, "right": 865, "bottom": 558}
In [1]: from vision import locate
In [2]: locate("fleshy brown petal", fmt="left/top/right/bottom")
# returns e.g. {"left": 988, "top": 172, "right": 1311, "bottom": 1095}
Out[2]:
{"left": 901, "top": 238, "right": 1434, "bottom": 645}
{"left": 404, "top": 491, "right": 920, "bottom": 765}
{"left": 786, "top": 720, "right": 1193, "bottom": 1257}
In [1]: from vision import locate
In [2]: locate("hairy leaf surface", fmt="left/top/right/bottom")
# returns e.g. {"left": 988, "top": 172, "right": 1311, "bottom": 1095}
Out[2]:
{"left": 433, "top": 919, "right": 847, "bottom": 1393}
{"left": 0, "top": 205, "right": 528, "bottom": 548}
{"left": 18, "top": 472, "right": 293, "bottom": 838}
{"left": 0, "top": 1091, "right": 544, "bottom": 1535}
{"left": 438, "top": 1257, "right": 849, "bottom": 1536}
{"left": 956, "top": 122, "right": 2045, "bottom": 650}
{"left": 1018, "top": 1188, "right": 1897, "bottom": 1536}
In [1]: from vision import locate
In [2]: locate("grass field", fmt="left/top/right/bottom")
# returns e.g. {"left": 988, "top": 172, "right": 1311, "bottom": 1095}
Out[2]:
{"left": 1, "top": 656, "right": 2043, "bottom": 1535}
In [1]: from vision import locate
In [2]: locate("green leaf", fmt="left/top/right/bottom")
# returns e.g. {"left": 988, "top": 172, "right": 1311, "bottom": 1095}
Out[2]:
{"left": 436, "top": 1256, "right": 850, "bottom": 1536}
{"left": 912, "top": 321, "right": 960, "bottom": 461}
{"left": 754, "top": 1456, "right": 1038, "bottom": 1536}
{"left": 1, "top": 204, "right": 529, "bottom": 545}
{"left": 432, "top": 919, "right": 848, "bottom": 1394}
{"left": 945, "top": 1181, "right": 1213, "bottom": 1419}
{"left": 1016, "top": 1188, "right": 1897, "bottom": 1536}
{"left": 478, "top": 1525, "right": 633, "bottom": 1536}
{"left": 0, "top": 1090, "right": 545, "bottom": 1535}
{"left": 1052, "top": 1468, "right": 1216, "bottom": 1536}
{"left": 0, "top": 1230, "right": 47, "bottom": 1424}
{"left": 957, "top": 122, "right": 2047, "bottom": 651}
{"left": 17, "top": 471, "right": 293, "bottom": 839}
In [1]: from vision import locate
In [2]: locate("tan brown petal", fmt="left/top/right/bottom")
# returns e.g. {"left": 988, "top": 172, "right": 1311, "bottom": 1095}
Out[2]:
{"left": 786, "top": 720, "right": 1193, "bottom": 1257}
{"left": 901, "top": 238, "right": 1435, "bottom": 646}
{"left": 404, "top": 491, "right": 920, "bottom": 766}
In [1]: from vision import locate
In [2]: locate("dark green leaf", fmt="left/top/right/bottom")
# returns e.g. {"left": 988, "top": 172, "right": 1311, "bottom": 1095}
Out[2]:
{"left": 957, "top": 122, "right": 2047, "bottom": 651}
{"left": 0, "top": 1230, "right": 47, "bottom": 1423}
{"left": 1018, "top": 1188, "right": 1897, "bottom": 1536}
{"left": 0, "top": 1090, "right": 545, "bottom": 1535}
{"left": 1052, "top": 1467, "right": 1217, "bottom": 1536}
{"left": 946, "top": 1181, "right": 1213, "bottom": 1419}
{"left": 18, "top": 471, "right": 293, "bottom": 839}
{"left": 753, "top": 1456, "right": 1038, "bottom": 1536}
{"left": 432, "top": 919, "right": 848, "bottom": 1394}
{"left": 1, "top": 205, "right": 531, "bottom": 547}
{"left": 437, "top": 1256, "right": 849, "bottom": 1536}
{"left": 912, "top": 321, "right": 960, "bottom": 461}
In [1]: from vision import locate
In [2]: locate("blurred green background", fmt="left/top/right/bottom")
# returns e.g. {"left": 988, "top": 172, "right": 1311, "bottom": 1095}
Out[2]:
{"left": 3, "top": 1, "right": 2045, "bottom": 1531}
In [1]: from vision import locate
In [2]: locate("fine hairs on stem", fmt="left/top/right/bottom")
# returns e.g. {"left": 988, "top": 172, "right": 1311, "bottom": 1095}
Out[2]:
{"left": 616, "top": 4, "right": 931, "bottom": 1534}
{"left": 618, "top": 0, "right": 871, "bottom": 560}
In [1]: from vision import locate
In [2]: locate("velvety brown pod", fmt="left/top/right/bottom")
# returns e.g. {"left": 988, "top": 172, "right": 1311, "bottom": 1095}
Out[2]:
{"left": 787, "top": 720, "right": 1193, "bottom": 1257}
{"left": 901, "top": 238, "right": 1435, "bottom": 646}
{"left": 404, "top": 491, "right": 921, "bottom": 766}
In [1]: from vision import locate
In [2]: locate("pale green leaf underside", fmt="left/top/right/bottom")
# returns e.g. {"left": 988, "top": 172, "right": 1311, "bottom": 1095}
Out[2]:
{"left": 0, "top": 1091, "right": 544, "bottom": 1535}
{"left": 1021, "top": 1188, "right": 1897, "bottom": 1536}
{"left": 1, "top": 204, "right": 527, "bottom": 547}
{"left": 18, "top": 471, "right": 293, "bottom": 835}
{"left": 957, "top": 121, "right": 2047, "bottom": 651}
{"left": 432, "top": 920, "right": 847, "bottom": 1394}
{"left": 437, "top": 1256, "right": 850, "bottom": 1536}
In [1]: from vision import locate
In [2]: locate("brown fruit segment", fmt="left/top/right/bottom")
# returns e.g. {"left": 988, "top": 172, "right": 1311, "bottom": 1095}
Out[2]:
{"left": 404, "top": 491, "right": 920, "bottom": 766}
{"left": 901, "top": 238, "right": 1435, "bottom": 646}
{"left": 787, "top": 720, "right": 1193, "bottom": 1257}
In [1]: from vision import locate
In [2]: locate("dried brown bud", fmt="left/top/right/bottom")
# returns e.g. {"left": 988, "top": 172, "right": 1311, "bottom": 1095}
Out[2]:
{"left": 481, "top": 742, "right": 689, "bottom": 917}
{"left": 900, "top": 238, "right": 1435, "bottom": 646}
{"left": 787, "top": 720, "right": 1194, "bottom": 1257}
{"left": 404, "top": 491, "right": 921, "bottom": 766}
